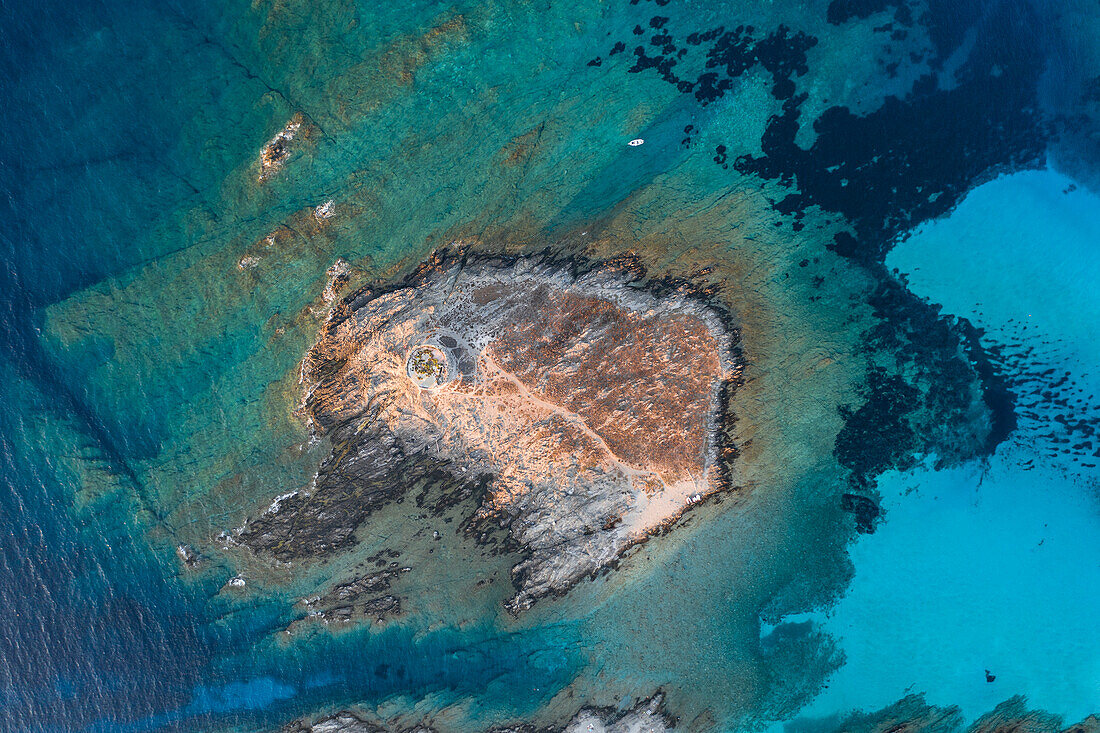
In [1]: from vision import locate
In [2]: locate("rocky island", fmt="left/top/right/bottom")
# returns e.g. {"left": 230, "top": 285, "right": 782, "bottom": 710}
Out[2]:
{"left": 239, "top": 251, "right": 739, "bottom": 612}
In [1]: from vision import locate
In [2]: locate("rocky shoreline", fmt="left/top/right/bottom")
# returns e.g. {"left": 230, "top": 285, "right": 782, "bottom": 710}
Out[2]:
{"left": 279, "top": 693, "right": 674, "bottom": 733}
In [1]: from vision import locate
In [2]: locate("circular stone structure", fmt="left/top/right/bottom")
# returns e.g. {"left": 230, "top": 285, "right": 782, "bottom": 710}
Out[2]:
{"left": 406, "top": 344, "right": 451, "bottom": 389}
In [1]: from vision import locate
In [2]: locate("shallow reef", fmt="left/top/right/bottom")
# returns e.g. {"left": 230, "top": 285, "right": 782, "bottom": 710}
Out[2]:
{"left": 793, "top": 694, "right": 1100, "bottom": 733}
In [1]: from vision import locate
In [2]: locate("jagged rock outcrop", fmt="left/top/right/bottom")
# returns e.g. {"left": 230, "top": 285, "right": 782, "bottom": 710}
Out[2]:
{"left": 282, "top": 693, "right": 673, "bottom": 733}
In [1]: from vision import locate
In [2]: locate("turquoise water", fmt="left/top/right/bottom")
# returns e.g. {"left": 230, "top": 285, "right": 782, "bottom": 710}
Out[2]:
{"left": 2, "top": 0, "right": 1098, "bottom": 731}
{"left": 790, "top": 170, "right": 1100, "bottom": 725}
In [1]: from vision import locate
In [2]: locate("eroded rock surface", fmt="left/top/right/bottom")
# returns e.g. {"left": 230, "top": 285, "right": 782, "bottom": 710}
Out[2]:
{"left": 241, "top": 253, "right": 737, "bottom": 611}
{"left": 288, "top": 562, "right": 410, "bottom": 631}
{"left": 558, "top": 694, "right": 672, "bottom": 733}
{"left": 258, "top": 113, "right": 307, "bottom": 181}
{"left": 281, "top": 693, "right": 673, "bottom": 733}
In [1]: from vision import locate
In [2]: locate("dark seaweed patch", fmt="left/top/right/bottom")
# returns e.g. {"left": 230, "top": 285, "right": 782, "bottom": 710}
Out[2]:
{"left": 726, "top": 0, "right": 1048, "bottom": 476}
{"left": 681, "top": 123, "right": 695, "bottom": 147}
{"left": 956, "top": 319, "right": 1018, "bottom": 452}
{"left": 862, "top": 275, "right": 1008, "bottom": 465}
{"left": 835, "top": 367, "right": 920, "bottom": 489}
{"left": 841, "top": 493, "right": 881, "bottom": 533}
{"left": 974, "top": 323, "right": 1100, "bottom": 468}
{"left": 604, "top": 18, "right": 817, "bottom": 103}
{"left": 826, "top": 0, "right": 912, "bottom": 26}
{"left": 735, "top": 0, "right": 1049, "bottom": 264}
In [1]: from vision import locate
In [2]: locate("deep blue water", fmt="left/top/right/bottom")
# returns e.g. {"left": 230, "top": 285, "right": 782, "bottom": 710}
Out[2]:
{"left": 0, "top": 1, "right": 214, "bottom": 728}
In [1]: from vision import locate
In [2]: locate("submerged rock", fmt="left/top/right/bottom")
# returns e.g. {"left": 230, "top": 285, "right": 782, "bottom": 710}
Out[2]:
{"left": 258, "top": 113, "right": 305, "bottom": 181}
{"left": 815, "top": 693, "right": 1099, "bottom": 733}
{"left": 175, "top": 543, "right": 201, "bottom": 569}
{"left": 241, "top": 251, "right": 738, "bottom": 611}
{"left": 287, "top": 565, "right": 410, "bottom": 631}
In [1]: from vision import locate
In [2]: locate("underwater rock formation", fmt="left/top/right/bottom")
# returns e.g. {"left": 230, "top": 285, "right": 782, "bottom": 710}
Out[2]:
{"left": 813, "top": 694, "right": 1100, "bottom": 733}
{"left": 258, "top": 113, "right": 306, "bottom": 182}
{"left": 240, "top": 252, "right": 738, "bottom": 611}
{"left": 286, "top": 562, "right": 410, "bottom": 631}
{"left": 175, "top": 543, "right": 201, "bottom": 569}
